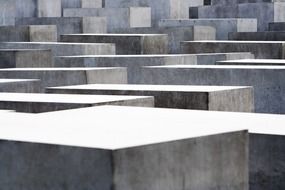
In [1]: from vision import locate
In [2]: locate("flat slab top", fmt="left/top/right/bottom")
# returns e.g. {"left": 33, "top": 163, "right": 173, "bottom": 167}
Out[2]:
{"left": 0, "top": 42, "right": 112, "bottom": 46}
{"left": 0, "top": 67, "right": 123, "bottom": 71}
{"left": 1, "top": 106, "right": 285, "bottom": 149}
{"left": 219, "top": 59, "right": 285, "bottom": 64}
{"left": 145, "top": 65, "right": 285, "bottom": 70}
{"left": 0, "top": 79, "right": 39, "bottom": 83}
{"left": 183, "top": 40, "right": 285, "bottom": 44}
{"left": 48, "top": 84, "right": 251, "bottom": 93}
{"left": 62, "top": 34, "right": 167, "bottom": 37}
{"left": 0, "top": 93, "right": 151, "bottom": 104}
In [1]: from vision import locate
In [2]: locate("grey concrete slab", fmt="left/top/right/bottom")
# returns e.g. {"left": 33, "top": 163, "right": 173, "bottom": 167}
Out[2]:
{"left": 0, "top": 93, "right": 154, "bottom": 113}
{"left": 217, "top": 59, "right": 285, "bottom": 65}
{"left": 0, "top": 79, "right": 41, "bottom": 93}
{"left": 81, "top": 0, "right": 102, "bottom": 8}
{"left": 139, "top": 65, "right": 285, "bottom": 114}
{"left": 61, "top": 34, "right": 168, "bottom": 55}
{"left": 211, "top": 0, "right": 285, "bottom": 5}
{"left": 15, "top": 17, "right": 107, "bottom": 37}
{"left": 0, "top": 42, "right": 115, "bottom": 56}
{"left": 181, "top": 40, "right": 285, "bottom": 59}
{"left": 63, "top": 7, "right": 151, "bottom": 30}
{"left": 159, "top": 19, "right": 257, "bottom": 40}
{"left": 0, "top": 25, "right": 57, "bottom": 42}
{"left": 269, "top": 22, "right": 285, "bottom": 31}
{"left": 46, "top": 84, "right": 254, "bottom": 112}
{"left": 112, "top": 26, "right": 216, "bottom": 53}
{"left": 2, "top": 106, "right": 285, "bottom": 189}
{"left": 0, "top": 67, "right": 127, "bottom": 92}
{"left": 229, "top": 31, "right": 285, "bottom": 41}
{"left": 104, "top": 0, "right": 204, "bottom": 26}
{"left": 54, "top": 53, "right": 254, "bottom": 83}
{"left": 0, "top": 49, "right": 52, "bottom": 68}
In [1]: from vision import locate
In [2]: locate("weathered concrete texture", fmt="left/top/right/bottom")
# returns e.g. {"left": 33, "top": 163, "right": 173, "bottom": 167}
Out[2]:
{"left": 181, "top": 41, "right": 285, "bottom": 59}
{"left": 0, "top": 25, "right": 57, "bottom": 42}
{"left": 0, "top": 93, "right": 154, "bottom": 113}
{"left": 63, "top": 7, "right": 151, "bottom": 30}
{"left": 0, "top": 79, "right": 41, "bottom": 93}
{"left": 61, "top": 34, "right": 168, "bottom": 55}
{"left": 16, "top": 17, "right": 107, "bottom": 37}
{"left": 112, "top": 26, "right": 216, "bottom": 53}
{"left": 0, "top": 49, "right": 52, "bottom": 68}
{"left": 81, "top": 0, "right": 102, "bottom": 8}
{"left": 159, "top": 19, "right": 257, "bottom": 40}
{"left": 54, "top": 53, "right": 254, "bottom": 83}
{"left": 138, "top": 65, "right": 285, "bottom": 114}
{"left": 0, "top": 68, "right": 127, "bottom": 92}
{"left": 0, "top": 42, "right": 115, "bottom": 56}
{"left": 37, "top": 0, "right": 61, "bottom": 17}
{"left": 229, "top": 31, "right": 285, "bottom": 41}
{"left": 269, "top": 22, "right": 285, "bottom": 31}
{"left": 217, "top": 59, "right": 285, "bottom": 65}
{"left": 191, "top": 2, "right": 285, "bottom": 31}
{"left": 46, "top": 84, "right": 254, "bottom": 112}
{"left": 104, "top": 0, "right": 204, "bottom": 26}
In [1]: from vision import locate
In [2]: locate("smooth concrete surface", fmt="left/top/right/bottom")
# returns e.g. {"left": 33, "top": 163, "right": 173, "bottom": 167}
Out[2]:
{"left": 63, "top": 7, "right": 151, "bottom": 30}
{"left": 139, "top": 65, "right": 285, "bottom": 114}
{"left": 61, "top": 34, "right": 168, "bottom": 55}
{"left": 217, "top": 59, "right": 285, "bottom": 65}
{"left": 159, "top": 19, "right": 257, "bottom": 40}
{"left": 54, "top": 53, "right": 254, "bottom": 83}
{"left": 46, "top": 84, "right": 254, "bottom": 112}
{"left": 0, "top": 42, "right": 115, "bottom": 56}
{"left": 181, "top": 40, "right": 285, "bottom": 59}
{"left": 16, "top": 17, "right": 107, "bottom": 37}
{"left": 0, "top": 67, "right": 127, "bottom": 92}
{"left": 0, "top": 49, "right": 52, "bottom": 68}
{"left": 81, "top": 0, "right": 102, "bottom": 8}
{"left": 269, "top": 22, "right": 285, "bottom": 31}
{"left": 229, "top": 31, "right": 285, "bottom": 41}
{"left": 0, "top": 25, "right": 57, "bottom": 42}
{"left": 0, "top": 93, "right": 154, "bottom": 113}
{"left": 0, "top": 79, "right": 41, "bottom": 93}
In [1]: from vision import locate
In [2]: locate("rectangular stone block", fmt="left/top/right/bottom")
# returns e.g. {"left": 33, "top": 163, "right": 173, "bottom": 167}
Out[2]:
{"left": 61, "top": 34, "right": 168, "bottom": 54}
{"left": 63, "top": 7, "right": 151, "bottom": 30}
{"left": 0, "top": 25, "right": 57, "bottom": 42}
{"left": 0, "top": 49, "right": 52, "bottom": 68}
{"left": 229, "top": 31, "right": 285, "bottom": 41}
{"left": 54, "top": 52, "right": 254, "bottom": 83}
{"left": 37, "top": 0, "right": 61, "bottom": 17}
{"left": 0, "top": 42, "right": 115, "bottom": 56}
{"left": 16, "top": 17, "right": 107, "bottom": 37}
{"left": 46, "top": 84, "right": 254, "bottom": 112}
{"left": 0, "top": 68, "right": 127, "bottom": 92}
{"left": 81, "top": 0, "right": 102, "bottom": 8}
{"left": 159, "top": 18, "right": 257, "bottom": 40}
{"left": 0, "top": 93, "right": 154, "bottom": 113}
{"left": 112, "top": 25, "right": 216, "bottom": 53}
{"left": 211, "top": 0, "right": 285, "bottom": 5}
{"left": 217, "top": 59, "right": 285, "bottom": 65}
{"left": 269, "top": 22, "right": 285, "bottom": 31}
{"left": 181, "top": 40, "right": 285, "bottom": 59}
{"left": 139, "top": 65, "right": 285, "bottom": 113}
{"left": 0, "top": 79, "right": 41, "bottom": 93}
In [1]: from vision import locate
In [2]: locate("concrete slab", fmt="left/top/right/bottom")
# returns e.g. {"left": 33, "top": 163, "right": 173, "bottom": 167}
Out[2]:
{"left": 217, "top": 59, "right": 285, "bottom": 65}
{"left": 159, "top": 18, "right": 257, "bottom": 40}
{"left": 15, "top": 17, "right": 107, "bottom": 37}
{"left": 81, "top": 0, "right": 102, "bottom": 8}
{"left": 139, "top": 65, "right": 285, "bottom": 114}
{"left": 0, "top": 79, "right": 41, "bottom": 93}
{"left": 54, "top": 53, "right": 254, "bottom": 83}
{"left": 37, "top": 0, "right": 61, "bottom": 17}
{"left": 1, "top": 106, "right": 285, "bottom": 189}
{"left": 229, "top": 31, "right": 285, "bottom": 41}
{"left": 0, "top": 42, "right": 115, "bottom": 56}
{"left": 63, "top": 7, "right": 151, "bottom": 30}
{"left": 0, "top": 93, "right": 154, "bottom": 113}
{"left": 269, "top": 21, "right": 285, "bottom": 31}
{"left": 211, "top": 0, "right": 285, "bottom": 5}
{"left": 0, "top": 67, "right": 127, "bottom": 92}
{"left": 112, "top": 26, "right": 216, "bottom": 53}
{"left": 61, "top": 34, "right": 168, "bottom": 55}
{"left": 181, "top": 40, "right": 285, "bottom": 59}
{"left": 0, "top": 25, "right": 57, "bottom": 42}
{"left": 46, "top": 84, "right": 254, "bottom": 112}
{"left": 0, "top": 49, "right": 52, "bottom": 68}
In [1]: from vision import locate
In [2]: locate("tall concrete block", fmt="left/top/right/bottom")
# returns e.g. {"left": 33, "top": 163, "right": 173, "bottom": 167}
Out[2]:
{"left": 16, "top": 17, "right": 107, "bottom": 37}
{"left": 181, "top": 41, "right": 285, "bottom": 59}
{"left": 61, "top": 34, "right": 168, "bottom": 54}
{"left": 0, "top": 42, "right": 116, "bottom": 56}
{"left": 139, "top": 65, "right": 285, "bottom": 113}
{"left": 37, "top": 0, "right": 62, "bottom": 17}
{"left": 0, "top": 25, "right": 57, "bottom": 42}
{"left": 0, "top": 49, "right": 52, "bottom": 68}
{"left": 63, "top": 7, "right": 151, "bottom": 30}
{"left": 46, "top": 84, "right": 254, "bottom": 112}
{"left": 0, "top": 79, "right": 41, "bottom": 93}
{"left": 159, "top": 19, "right": 257, "bottom": 40}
